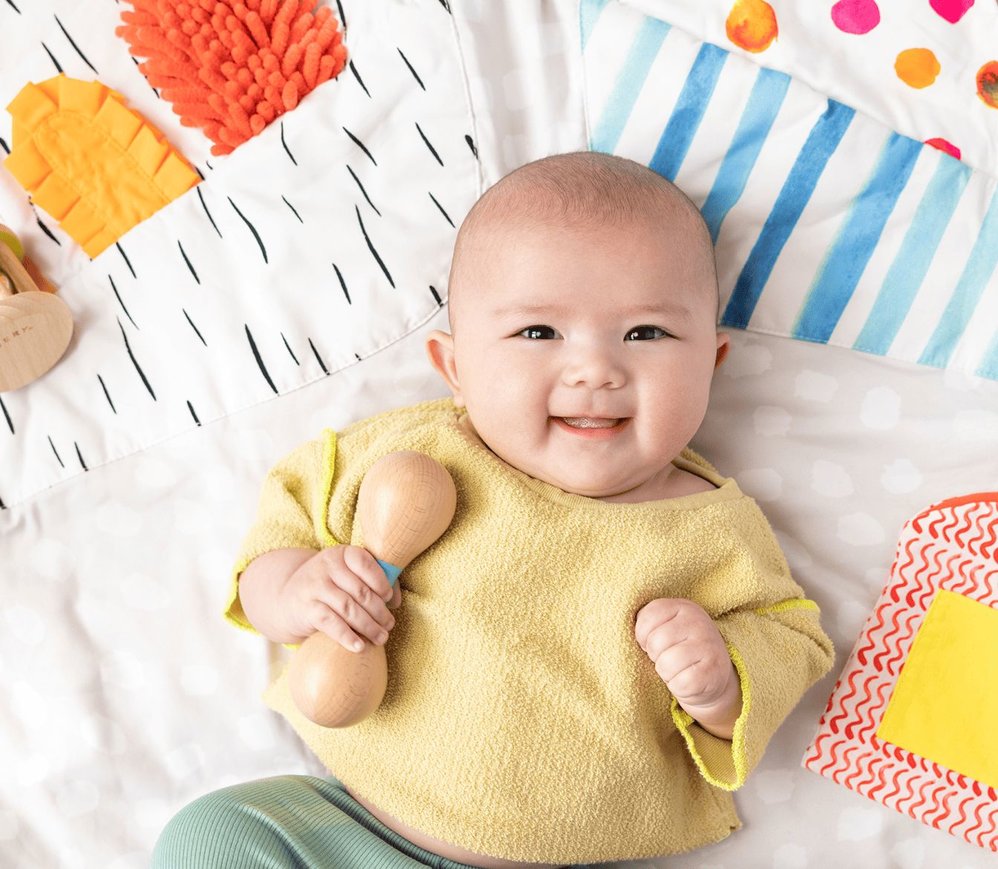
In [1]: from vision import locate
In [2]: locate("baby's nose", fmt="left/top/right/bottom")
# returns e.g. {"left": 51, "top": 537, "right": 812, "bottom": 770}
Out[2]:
{"left": 561, "top": 347, "right": 626, "bottom": 389}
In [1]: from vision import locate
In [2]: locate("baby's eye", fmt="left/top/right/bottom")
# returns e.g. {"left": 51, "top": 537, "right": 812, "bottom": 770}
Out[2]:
{"left": 625, "top": 325, "right": 668, "bottom": 341}
{"left": 518, "top": 325, "right": 558, "bottom": 340}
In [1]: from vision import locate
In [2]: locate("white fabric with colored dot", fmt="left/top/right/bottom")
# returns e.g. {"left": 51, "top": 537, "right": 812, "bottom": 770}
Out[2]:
{"left": 623, "top": 0, "right": 998, "bottom": 171}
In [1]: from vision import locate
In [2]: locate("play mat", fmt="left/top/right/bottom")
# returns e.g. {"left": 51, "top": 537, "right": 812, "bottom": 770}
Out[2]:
{"left": 1, "top": 1, "right": 996, "bottom": 866}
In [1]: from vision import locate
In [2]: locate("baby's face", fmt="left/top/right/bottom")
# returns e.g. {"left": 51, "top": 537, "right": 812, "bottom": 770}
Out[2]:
{"left": 429, "top": 218, "right": 727, "bottom": 501}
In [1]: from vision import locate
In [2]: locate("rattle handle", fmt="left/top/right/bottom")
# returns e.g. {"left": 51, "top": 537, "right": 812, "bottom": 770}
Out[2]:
{"left": 288, "top": 451, "right": 456, "bottom": 728}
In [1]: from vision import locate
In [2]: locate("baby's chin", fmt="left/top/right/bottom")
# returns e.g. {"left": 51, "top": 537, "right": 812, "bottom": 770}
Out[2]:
{"left": 484, "top": 443, "right": 624, "bottom": 498}
{"left": 531, "top": 469, "right": 642, "bottom": 500}
{"left": 461, "top": 417, "right": 654, "bottom": 500}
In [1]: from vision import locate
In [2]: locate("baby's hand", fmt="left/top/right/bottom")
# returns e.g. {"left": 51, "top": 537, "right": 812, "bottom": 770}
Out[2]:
{"left": 283, "top": 546, "right": 400, "bottom": 652}
{"left": 634, "top": 598, "right": 742, "bottom": 738}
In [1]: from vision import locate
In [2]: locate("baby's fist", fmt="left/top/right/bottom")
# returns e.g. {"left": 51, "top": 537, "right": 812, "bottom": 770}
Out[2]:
{"left": 634, "top": 598, "right": 741, "bottom": 734}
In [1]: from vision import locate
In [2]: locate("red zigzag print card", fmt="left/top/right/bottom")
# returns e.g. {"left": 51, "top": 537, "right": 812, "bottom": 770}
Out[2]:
{"left": 804, "top": 492, "right": 998, "bottom": 852}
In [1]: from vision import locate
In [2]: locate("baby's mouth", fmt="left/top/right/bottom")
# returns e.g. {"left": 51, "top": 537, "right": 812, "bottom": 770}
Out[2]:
{"left": 557, "top": 417, "right": 625, "bottom": 429}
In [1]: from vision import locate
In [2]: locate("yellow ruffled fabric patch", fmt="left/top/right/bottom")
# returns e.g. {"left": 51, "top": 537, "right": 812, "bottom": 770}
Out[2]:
{"left": 3, "top": 74, "right": 199, "bottom": 257}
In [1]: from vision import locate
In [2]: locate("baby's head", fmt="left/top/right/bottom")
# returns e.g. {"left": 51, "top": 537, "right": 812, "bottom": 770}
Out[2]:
{"left": 427, "top": 151, "right": 729, "bottom": 502}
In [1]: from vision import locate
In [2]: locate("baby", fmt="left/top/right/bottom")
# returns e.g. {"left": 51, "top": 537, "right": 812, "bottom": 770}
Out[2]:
{"left": 154, "top": 152, "right": 834, "bottom": 869}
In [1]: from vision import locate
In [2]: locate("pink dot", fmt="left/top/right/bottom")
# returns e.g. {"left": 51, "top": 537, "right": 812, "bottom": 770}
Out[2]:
{"left": 929, "top": 0, "right": 974, "bottom": 24}
{"left": 831, "top": 0, "right": 881, "bottom": 34}
{"left": 925, "top": 137, "right": 961, "bottom": 160}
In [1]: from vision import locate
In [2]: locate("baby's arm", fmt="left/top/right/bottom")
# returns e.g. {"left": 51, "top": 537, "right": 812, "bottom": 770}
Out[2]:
{"left": 239, "top": 545, "right": 399, "bottom": 650}
{"left": 635, "top": 599, "right": 741, "bottom": 739}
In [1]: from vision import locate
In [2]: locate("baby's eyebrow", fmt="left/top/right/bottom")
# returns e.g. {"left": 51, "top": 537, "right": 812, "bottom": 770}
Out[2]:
{"left": 619, "top": 302, "right": 693, "bottom": 321}
{"left": 491, "top": 302, "right": 692, "bottom": 320}
{"left": 491, "top": 303, "right": 562, "bottom": 318}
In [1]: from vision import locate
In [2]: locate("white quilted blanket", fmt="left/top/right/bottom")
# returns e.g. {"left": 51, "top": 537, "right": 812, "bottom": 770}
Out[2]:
{"left": 1, "top": 1, "right": 996, "bottom": 866}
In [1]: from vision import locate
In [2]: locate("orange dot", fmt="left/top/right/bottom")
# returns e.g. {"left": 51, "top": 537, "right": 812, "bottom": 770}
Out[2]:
{"left": 726, "top": 0, "right": 778, "bottom": 53}
{"left": 895, "top": 48, "right": 941, "bottom": 89}
{"left": 977, "top": 61, "right": 998, "bottom": 109}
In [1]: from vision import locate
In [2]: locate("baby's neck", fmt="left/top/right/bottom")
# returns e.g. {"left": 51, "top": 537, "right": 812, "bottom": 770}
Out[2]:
{"left": 598, "top": 463, "right": 716, "bottom": 504}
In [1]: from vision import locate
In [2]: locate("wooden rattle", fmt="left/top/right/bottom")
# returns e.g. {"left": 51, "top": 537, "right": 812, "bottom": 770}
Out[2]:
{"left": 0, "top": 225, "right": 73, "bottom": 393}
{"left": 288, "top": 450, "right": 457, "bottom": 727}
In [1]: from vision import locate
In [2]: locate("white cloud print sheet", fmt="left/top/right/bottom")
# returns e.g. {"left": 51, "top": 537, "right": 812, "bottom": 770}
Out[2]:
{"left": 2, "top": 1, "right": 997, "bottom": 867}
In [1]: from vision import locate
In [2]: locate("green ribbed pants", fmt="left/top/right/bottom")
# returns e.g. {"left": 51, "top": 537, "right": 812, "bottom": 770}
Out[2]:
{"left": 152, "top": 776, "right": 483, "bottom": 869}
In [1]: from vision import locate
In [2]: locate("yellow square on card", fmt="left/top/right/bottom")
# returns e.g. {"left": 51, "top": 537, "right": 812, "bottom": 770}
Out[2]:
{"left": 877, "top": 590, "right": 998, "bottom": 787}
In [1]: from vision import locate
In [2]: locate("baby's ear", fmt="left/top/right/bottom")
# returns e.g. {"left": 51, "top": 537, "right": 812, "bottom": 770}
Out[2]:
{"left": 714, "top": 332, "right": 730, "bottom": 369}
{"left": 425, "top": 330, "right": 464, "bottom": 406}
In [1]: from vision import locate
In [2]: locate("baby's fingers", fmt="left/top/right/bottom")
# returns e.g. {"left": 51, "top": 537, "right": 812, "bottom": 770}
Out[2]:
{"left": 342, "top": 546, "right": 396, "bottom": 604}
{"left": 313, "top": 608, "right": 368, "bottom": 654}
{"left": 319, "top": 547, "right": 395, "bottom": 633}
{"left": 314, "top": 588, "right": 391, "bottom": 651}
{"left": 634, "top": 598, "right": 684, "bottom": 651}
{"left": 387, "top": 582, "right": 402, "bottom": 610}
{"left": 652, "top": 640, "right": 703, "bottom": 686}
{"left": 641, "top": 619, "right": 687, "bottom": 664}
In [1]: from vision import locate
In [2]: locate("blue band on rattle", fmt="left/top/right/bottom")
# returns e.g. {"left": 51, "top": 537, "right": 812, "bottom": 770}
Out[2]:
{"left": 377, "top": 559, "right": 403, "bottom": 587}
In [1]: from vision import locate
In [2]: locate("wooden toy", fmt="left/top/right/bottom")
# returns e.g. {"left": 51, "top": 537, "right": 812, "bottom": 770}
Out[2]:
{"left": 0, "top": 225, "right": 73, "bottom": 393}
{"left": 288, "top": 450, "right": 457, "bottom": 727}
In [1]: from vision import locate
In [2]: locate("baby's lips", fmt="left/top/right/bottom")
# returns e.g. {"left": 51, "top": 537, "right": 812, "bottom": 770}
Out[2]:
{"left": 560, "top": 416, "right": 623, "bottom": 428}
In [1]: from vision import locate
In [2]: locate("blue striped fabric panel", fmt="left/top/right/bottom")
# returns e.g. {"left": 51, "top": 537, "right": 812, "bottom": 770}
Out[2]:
{"left": 724, "top": 99, "right": 855, "bottom": 330}
{"left": 581, "top": 0, "right": 998, "bottom": 382}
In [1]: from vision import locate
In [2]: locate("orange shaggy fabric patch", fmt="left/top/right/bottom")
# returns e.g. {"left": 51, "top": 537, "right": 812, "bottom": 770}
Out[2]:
{"left": 118, "top": 0, "right": 348, "bottom": 156}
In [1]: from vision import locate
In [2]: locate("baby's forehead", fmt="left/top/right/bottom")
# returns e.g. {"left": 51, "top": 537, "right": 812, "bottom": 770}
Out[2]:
{"left": 459, "top": 205, "right": 714, "bottom": 286}
{"left": 451, "top": 221, "right": 716, "bottom": 327}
